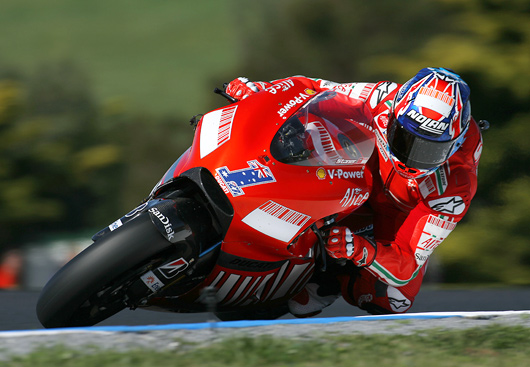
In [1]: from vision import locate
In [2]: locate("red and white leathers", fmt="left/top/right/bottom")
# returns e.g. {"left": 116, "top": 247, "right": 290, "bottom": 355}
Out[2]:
{"left": 225, "top": 75, "right": 484, "bottom": 315}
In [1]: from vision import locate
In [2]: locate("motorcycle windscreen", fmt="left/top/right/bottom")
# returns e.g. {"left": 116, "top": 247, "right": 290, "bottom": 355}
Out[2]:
{"left": 270, "top": 91, "right": 375, "bottom": 166}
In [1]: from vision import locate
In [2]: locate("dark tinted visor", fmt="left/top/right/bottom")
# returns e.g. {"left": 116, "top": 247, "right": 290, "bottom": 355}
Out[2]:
{"left": 387, "top": 115, "right": 456, "bottom": 170}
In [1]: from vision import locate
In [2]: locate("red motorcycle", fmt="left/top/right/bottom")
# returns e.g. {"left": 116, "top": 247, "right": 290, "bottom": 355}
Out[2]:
{"left": 36, "top": 78, "right": 375, "bottom": 328}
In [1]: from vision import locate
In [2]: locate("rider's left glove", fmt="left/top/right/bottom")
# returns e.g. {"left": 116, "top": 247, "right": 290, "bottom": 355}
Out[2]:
{"left": 224, "top": 77, "right": 269, "bottom": 101}
{"left": 325, "top": 226, "right": 377, "bottom": 267}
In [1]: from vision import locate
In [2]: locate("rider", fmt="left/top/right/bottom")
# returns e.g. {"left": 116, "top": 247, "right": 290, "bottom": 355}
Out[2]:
{"left": 224, "top": 68, "right": 486, "bottom": 316}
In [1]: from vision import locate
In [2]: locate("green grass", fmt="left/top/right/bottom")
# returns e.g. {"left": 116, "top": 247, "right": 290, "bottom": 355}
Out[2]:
{"left": 3, "top": 325, "right": 530, "bottom": 367}
{"left": 0, "top": 0, "right": 241, "bottom": 117}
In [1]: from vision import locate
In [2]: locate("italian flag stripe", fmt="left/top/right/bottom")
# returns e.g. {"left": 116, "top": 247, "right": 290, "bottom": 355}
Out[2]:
{"left": 435, "top": 170, "right": 444, "bottom": 195}
{"left": 370, "top": 261, "right": 422, "bottom": 287}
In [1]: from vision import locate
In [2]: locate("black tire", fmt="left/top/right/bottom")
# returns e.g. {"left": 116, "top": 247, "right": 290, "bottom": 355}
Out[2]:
{"left": 36, "top": 212, "right": 177, "bottom": 328}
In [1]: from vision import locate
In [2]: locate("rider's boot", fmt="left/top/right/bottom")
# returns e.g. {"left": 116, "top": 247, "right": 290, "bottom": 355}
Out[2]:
{"left": 288, "top": 264, "right": 346, "bottom": 318}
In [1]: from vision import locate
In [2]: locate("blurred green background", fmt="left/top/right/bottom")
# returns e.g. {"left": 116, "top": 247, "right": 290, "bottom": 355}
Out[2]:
{"left": 0, "top": 0, "right": 529, "bottom": 286}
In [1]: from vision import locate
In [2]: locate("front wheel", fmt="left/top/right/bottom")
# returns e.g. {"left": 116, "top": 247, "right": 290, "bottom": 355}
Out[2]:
{"left": 36, "top": 212, "right": 178, "bottom": 328}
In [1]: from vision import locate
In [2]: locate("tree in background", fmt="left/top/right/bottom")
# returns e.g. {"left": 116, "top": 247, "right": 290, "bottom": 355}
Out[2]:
{"left": 231, "top": 0, "right": 451, "bottom": 81}
{"left": 0, "top": 60, "right": 195, "bottom": 250}
{"left": 0, "top": 62, "right": 124, "bottom": 248}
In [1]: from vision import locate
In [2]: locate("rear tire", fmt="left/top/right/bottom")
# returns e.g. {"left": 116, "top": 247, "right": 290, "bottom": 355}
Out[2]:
{"left": 36, "top": 213, "right": 178, "bottom": 328}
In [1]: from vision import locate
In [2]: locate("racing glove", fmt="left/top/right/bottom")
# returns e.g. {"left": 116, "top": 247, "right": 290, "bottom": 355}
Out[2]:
{"left": 326, "top": 226, "right": 377, "bottom": 267}
{"left": 224, "top": 77, "right": 270, "bottom": 101}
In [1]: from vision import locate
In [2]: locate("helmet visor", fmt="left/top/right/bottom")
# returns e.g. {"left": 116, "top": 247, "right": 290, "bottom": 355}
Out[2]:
{"left": 387, "top": 115, "right": 456, "bottom": 170}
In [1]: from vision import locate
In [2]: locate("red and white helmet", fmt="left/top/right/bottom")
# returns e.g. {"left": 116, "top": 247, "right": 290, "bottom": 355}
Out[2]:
{"left": 387, "top": 67, "right": 471, "bottom": 179}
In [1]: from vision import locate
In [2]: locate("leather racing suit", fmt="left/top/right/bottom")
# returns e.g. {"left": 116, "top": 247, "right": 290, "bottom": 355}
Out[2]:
{"left": 252, "top": 76, "right": 484, "bottom": 314}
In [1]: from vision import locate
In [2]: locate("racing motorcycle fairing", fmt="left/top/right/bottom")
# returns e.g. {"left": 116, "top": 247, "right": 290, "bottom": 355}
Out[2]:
{"left": 37, "top": 78, "right": 379, "bottom": 328}
{"left": 142, "top": 80, "right": 378, "bottom": 310}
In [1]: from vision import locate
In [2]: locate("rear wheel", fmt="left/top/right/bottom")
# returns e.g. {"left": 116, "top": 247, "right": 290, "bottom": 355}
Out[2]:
{"left": 36, "top": 213, "right": 180, "bottom": 328}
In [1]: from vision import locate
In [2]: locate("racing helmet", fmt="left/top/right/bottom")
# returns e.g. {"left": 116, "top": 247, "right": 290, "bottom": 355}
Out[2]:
{"left": 387, "top": 67, "right": 471, "bottom": 179}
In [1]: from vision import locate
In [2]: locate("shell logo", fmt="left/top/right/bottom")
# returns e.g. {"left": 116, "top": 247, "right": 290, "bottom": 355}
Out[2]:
{"left": 316, "top": 167, "right": 326, "bottom": 180}
{"left": 305, "top": 89, "right": 317, "bottom": 95}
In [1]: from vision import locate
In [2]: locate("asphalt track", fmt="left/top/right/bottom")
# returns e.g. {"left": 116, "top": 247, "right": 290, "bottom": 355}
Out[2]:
{"left": 1, "top": 287, "right": 530, "bottom": 331}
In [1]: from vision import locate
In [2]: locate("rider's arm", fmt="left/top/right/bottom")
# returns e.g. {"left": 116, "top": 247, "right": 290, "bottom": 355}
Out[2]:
{"left": 329, "top": 177, "right": 474, "bottom": 288}
{"left": 363, "top": 127, "right": 482, "bottom": 287}
{"left": 224, "top": 75, "right": 372, "bottom": 101}
{"left": 225, "top": 76, "right": 376, "bottom": 125}
{"left": 366, "top": 196, "right": 469, "bottom": 288}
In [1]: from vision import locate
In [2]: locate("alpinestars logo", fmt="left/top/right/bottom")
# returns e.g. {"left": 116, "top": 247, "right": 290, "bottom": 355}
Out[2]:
{"left": 355, "top": 247, "right": 369, "bottom": 267}
{"left": 369, "top": 82, "right": 397, "bottom": 109}
{"left": 428, "top": 196, "right": 465, "bottom": 215}
{"left": 388, "top": 297, "right": 411, "bottom": 310}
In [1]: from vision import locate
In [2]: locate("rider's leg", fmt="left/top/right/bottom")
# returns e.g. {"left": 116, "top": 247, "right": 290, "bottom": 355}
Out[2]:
{"left": 339, "top": 264, "right": 426, "bottom": 314}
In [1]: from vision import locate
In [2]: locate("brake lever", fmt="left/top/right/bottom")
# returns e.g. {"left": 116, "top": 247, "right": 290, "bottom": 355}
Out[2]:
{"left": 214, "top": 87, "right": 237, "bottom": 104}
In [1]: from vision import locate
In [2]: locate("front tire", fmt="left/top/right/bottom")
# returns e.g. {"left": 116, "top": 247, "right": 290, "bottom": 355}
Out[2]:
{"left": 36, "top": 213, "right": 177, "bottom": 328}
